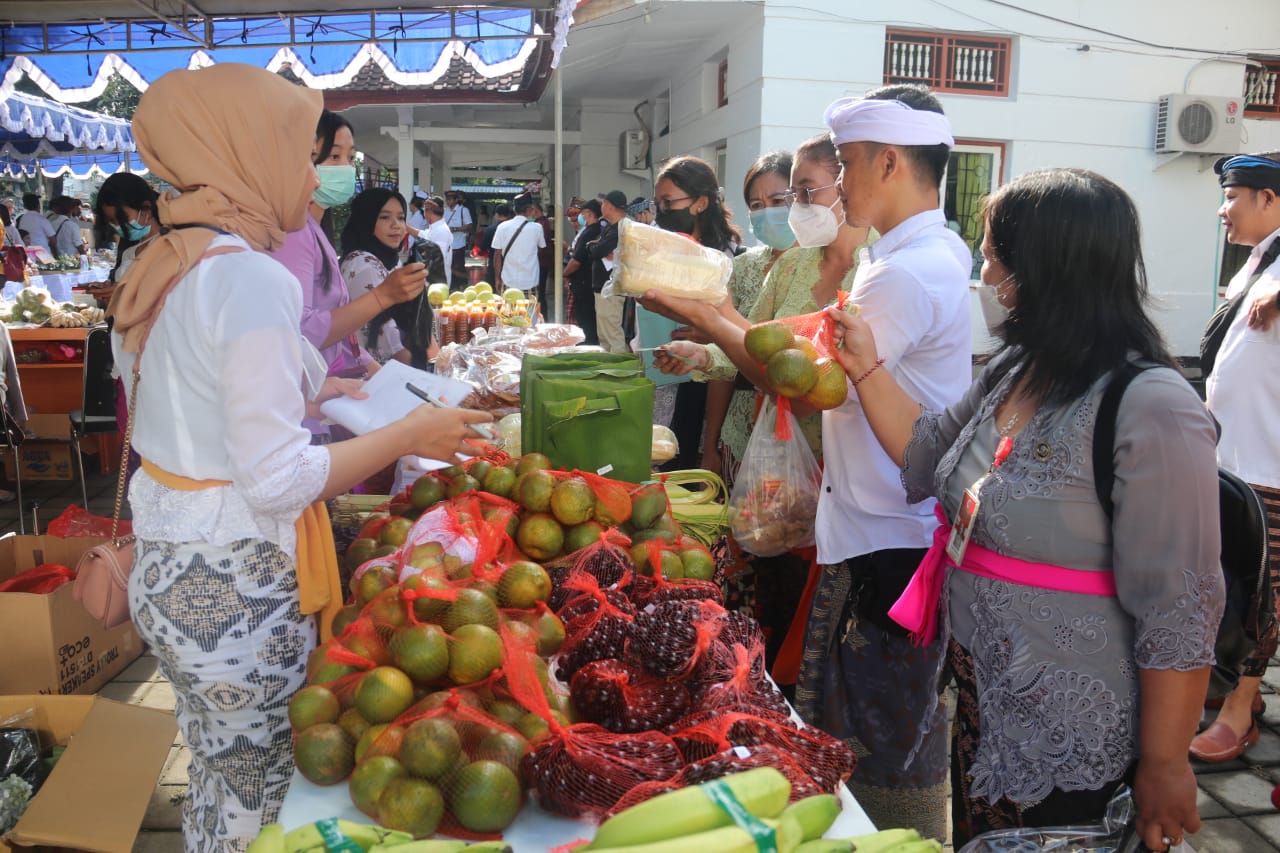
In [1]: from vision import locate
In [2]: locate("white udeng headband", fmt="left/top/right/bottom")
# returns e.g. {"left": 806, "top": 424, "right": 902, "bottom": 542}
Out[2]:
{"left": 823, "top": 97, "right": 955, "bottom": 147}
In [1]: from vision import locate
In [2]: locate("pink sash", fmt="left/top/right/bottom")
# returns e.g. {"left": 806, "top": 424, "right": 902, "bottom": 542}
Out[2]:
{"left": 889, "top": 504, "right": 1118, "bottom": 645}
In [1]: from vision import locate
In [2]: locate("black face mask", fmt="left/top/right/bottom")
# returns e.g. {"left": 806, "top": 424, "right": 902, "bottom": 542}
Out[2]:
{"left": 655, "top": 207, "right": 696, "bottom": 235}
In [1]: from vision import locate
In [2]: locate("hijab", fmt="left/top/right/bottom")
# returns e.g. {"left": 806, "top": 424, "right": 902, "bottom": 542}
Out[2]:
{"left": 109, "top": 63, "right": 323, "bottom": 353}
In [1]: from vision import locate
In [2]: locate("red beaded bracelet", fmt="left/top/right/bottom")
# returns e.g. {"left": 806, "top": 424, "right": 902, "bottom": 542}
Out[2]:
{"left": 852, "top": 357, "right": 885, "bottom": 386}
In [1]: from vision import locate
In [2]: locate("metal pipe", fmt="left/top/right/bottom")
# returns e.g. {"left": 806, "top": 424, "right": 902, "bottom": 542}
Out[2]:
{"left": 553, "top": 63, "right": 564, "bottom": 324}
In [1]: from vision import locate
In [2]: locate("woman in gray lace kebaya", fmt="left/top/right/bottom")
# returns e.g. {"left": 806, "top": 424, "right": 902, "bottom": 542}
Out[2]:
{"left": 826, "top": 168, "right": 1224, "bottom": 851}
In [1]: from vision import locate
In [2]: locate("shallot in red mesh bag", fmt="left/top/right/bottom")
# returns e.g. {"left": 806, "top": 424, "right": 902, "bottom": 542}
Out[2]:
{"left": 627, "top": 598, "right": 727, "bottom": 680}
{"left": 669, "top": 709, "right": 856, "bottom": 792}
{"left": 691, "top": 632, "right": 790, "bottom": 718}
{"left": 546, "top": 527, "right": 634, "bottom": 611}
{"left": 569, "top": 658, "right": 691, "bottom": 733}
{"left": 500, "top": 622, "right": 684, "bottom": 819}
{"left": 554, "top": 571, "right": 637, "bottom": 678}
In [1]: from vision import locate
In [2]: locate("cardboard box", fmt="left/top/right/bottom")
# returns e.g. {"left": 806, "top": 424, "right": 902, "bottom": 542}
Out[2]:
{"left": 6, "top": 413, "right": 72, "bottom": 483}
{"left": 0, "top": 695, "right": 177, "bottom": 853}
{"left": 0, "top": 535, "right": 142, "bottom": 696}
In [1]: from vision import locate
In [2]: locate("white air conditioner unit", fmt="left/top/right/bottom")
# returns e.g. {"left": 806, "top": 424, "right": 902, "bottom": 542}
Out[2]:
{"left": 1155, "top": 94, "right": 1242, "bottom": 155}
{"left": 620, "top": 129, "right": 648, "bottom": 171}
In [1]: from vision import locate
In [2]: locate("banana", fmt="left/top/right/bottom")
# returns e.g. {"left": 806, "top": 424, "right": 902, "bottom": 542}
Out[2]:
{"left": 247, "top": 822, "right": 286, "bottom": 853}
{"left": 879, "top": 842, "right": 941, "bottom": 853}
{"left": 780, "top": 795, "right": 840, "bottom": 842}
{"left": 463, "top": 843, "right": 514, "bottom": 853}
{"left": 367, "top": 842, "right": 467, "bottom": 853}
{"left": 589, "top": 768, "right": 791, "bottom": 849}
{"left": 283, "top": 818, "right": 414, "bottom": 852}
{"left": 586, "top": 814, "right": 802, "bottom": 853}
{"left": 796, "top": 841, "right": 852, "bottom": 853}
{"left": 842, "top": 829, "right": 920, "bottom": 853}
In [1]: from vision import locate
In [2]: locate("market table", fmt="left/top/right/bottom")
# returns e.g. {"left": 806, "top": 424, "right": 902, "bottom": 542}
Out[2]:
{"left": 14, "top": 267, "right": 111, "bottom": 302}
{"left": 279, "top": 769, "right": 876, "bottom": 849}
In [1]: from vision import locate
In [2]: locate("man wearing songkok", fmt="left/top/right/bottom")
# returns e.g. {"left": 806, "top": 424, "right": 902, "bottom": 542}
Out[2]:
{"left": 1196, "top": 151, "right": 1280, "bottom": 762}
{"left": 794, "top": 84, "right": 971, "bottom": 840}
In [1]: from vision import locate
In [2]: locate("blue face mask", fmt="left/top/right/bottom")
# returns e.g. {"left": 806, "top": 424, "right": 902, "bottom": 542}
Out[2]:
{"left": 749, "top": 206, "right": 796, "bottom": 251}
{"left": 313, "top": 164, "right": 357, "bottom": 209}
{"left": 577, "top": 214, "right": 586, "bottom": 227}
{"left": 125, "top": 220, "right": 150, "bottom": 241}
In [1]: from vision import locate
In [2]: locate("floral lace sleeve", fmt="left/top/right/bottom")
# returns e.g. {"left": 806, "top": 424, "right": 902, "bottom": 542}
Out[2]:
{"left": 902, "top": 364, "right": 995, "bottom": 505}
{"left": 1110, "top": 369, "right": 1224, "bottom": 670}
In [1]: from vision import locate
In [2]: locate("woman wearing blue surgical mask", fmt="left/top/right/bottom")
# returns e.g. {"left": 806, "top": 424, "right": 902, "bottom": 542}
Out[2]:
{"left": 271, "top": 110, "right": 427, "bottom": 439}
{"left": 94, "top": 172, "right": 162, "bottom": 283}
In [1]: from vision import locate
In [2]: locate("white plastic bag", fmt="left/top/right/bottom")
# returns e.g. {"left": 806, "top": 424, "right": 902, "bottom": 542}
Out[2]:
{"left": 614, "top": 218, "right": 731, "bottom": 302}
{"left": 728, "top": 398, "right": 820, "bottom": 557}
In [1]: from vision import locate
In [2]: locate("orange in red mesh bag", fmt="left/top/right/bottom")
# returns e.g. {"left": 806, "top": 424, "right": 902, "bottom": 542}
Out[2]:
{"left": 345, "top": 688, "right": 531, "bottom": 839}
{"left": 743, "top": 294, "right": 856, "bottom": 412}
{"left": 629, "top": 536, "right": 724, "bottom": 609}
{"left": 500, "top": 621, "right": 684, "bottom": 819}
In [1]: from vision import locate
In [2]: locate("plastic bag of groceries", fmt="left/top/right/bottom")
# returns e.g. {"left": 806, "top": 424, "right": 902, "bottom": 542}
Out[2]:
{"left": 728, "top": 397, "right": 820, "bottom": 557}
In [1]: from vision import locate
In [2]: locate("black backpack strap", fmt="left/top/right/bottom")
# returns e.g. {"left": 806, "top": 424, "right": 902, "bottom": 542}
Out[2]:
{"left": 1093, "top": 362, "right": 1152, "bottom": 522}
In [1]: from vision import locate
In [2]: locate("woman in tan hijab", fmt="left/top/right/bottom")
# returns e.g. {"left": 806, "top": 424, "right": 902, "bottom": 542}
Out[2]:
{"left": 110, "top": 64, "right": 491, "bottom": 851}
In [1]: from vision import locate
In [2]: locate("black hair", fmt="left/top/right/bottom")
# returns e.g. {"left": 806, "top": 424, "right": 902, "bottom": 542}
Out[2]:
{"left": 862, "top": 83, "right": 950, "bottom": 188}
{"left": 93, "top": 174, "right": 161, "bottom": 281}
{"left": 742, "top": 151, "right": 794, "bottom": 206}
{"left": 311, "top": 109, "right": 354, "bottom": 292}
{"left": 656, "top": 155, "right": 741, "bottom": 252}
{"left": 50, "top": 195, "right": 78, "bottom": 216}
{"left": 512, "top": 195, "right": 536, "bottom": 214}
{"left": 21, "top": 193, "right": 39, "bottom": 211}
{"left": 794, "top": 134, "right": 838, "bottom": 180}
{"left": 340, "top": 187, "right": 405, "bottom": 271}
{"left": 985, "top": 168, "right": 1173, "bottom": 407}
{"left": 495, "top": 204, "right": 514, "bottom": 218}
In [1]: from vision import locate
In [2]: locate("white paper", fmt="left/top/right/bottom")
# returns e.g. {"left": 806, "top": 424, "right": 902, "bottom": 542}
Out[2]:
{"left": 318, "top": 359, "right": 473, "bottom": 436}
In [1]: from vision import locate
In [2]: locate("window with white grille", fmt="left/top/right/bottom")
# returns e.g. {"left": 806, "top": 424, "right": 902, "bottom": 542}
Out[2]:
{"left": 884, "top": 29, "right": 1011, "bottom": 97}
{"left": 1245, "top": 57, "right": 1279, "bottom": 118}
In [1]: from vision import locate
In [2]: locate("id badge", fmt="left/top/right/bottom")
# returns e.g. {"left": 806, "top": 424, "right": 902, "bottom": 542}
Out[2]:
{"left": 946, "top": 483, "right": 983, "bottom": 565}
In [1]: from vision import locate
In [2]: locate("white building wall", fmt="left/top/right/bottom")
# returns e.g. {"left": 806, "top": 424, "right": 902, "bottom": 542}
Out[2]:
{"left": 573, "top": 98, "right": 653, "bottom": 201}
{"left": 743, "top": 0, "right": 1280, "bottom": 356}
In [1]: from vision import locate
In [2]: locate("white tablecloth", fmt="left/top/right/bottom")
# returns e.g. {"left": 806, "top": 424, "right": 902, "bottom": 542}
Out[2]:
{"left": 279, "top": 769, "right": 875, "bottom": 850}
{"left": 16, "top": 268, "right": 111, "bottom": 303}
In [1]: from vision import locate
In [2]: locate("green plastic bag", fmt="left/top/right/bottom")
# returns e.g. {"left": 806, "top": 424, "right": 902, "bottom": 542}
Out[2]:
{"left": 521, "top": 353, "right": 655, "bottom": 483}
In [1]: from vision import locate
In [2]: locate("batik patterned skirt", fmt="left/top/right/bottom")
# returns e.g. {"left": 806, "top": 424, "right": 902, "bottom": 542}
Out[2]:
{"left": 128, "top": 537, "right": 317, "bottom": 853}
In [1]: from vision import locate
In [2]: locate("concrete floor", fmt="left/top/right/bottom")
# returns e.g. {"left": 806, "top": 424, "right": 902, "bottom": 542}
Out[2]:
{"left": 19, "top": 468, "right": 1280, "bottom": 852}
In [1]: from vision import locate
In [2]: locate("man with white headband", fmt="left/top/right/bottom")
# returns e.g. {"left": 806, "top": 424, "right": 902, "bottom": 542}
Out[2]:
{"left": 795, "top": 84, "right": 971, "bottom": 841}
{"left": 1195, "top": 150, "right": 1280, "bottom": 766}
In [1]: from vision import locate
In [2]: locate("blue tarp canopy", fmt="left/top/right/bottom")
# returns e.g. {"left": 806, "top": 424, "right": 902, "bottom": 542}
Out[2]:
{"left": 0, "top": 4, "right": 574, "bottom": 102}
{"left": 0, "top": 89, "right": 143, "bottom": 177}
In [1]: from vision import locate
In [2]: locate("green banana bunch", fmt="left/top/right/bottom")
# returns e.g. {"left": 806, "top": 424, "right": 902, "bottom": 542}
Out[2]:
{"left": 588, "top": 767, "right": 791, "bottom": 849}
{"left": 276, "top": 818, "right": 414, "bottom": 852}
{"left": 585, "top": 814, "right": 803, "bottom": 853}
{"left": 247, "top": 823, "right": 285, "bottom": 853}
{"left": 842, "top": 829, "right": 940, "bottom": 853}
{"left": 796, "top": 841, "right": 852, "bottom": 853}
{"left": 367, "top": 843, "right": 513, "bottom": 853}
{"left": 780, "top": 795, "right": 840, "bottom": 842}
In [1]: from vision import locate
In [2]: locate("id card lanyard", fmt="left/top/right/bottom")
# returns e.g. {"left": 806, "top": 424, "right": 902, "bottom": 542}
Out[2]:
{"left": 945, "top": 432, "right": 1014, "bottom": 565}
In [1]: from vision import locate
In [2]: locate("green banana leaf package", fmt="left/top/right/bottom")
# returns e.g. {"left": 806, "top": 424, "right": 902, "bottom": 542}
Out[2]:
{"left": 520, "top": 352, "right": 655, "bottom": 483}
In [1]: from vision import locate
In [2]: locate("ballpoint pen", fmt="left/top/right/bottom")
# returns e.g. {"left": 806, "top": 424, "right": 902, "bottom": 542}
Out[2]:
{"left": 405, "top": 382, "right": 496, "bottom": 440}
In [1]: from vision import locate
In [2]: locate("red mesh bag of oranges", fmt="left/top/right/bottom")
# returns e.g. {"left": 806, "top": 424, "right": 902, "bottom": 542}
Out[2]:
{"left": 741, "top": 292, "right": 858, "bottom": 413}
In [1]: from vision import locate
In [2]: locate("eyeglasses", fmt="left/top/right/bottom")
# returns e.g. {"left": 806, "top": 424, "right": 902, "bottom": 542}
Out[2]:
{"left": 654, "top": 196, "right": 693, "bottom": 213}
{"left": 782, "top": 183, "right": 838, "bottom": 206}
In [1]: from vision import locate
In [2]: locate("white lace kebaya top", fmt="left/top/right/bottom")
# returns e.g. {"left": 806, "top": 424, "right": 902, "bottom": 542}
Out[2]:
{"left": 112, "top": 234, "right": 331, "bottom": 559}
{"left": 902, "top": 353, "right": 1224, "bottom": 806}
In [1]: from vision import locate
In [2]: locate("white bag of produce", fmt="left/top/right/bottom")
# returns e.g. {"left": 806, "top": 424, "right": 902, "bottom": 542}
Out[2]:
{"left": 614, "top": 218, "right": 731, "bottom": 303}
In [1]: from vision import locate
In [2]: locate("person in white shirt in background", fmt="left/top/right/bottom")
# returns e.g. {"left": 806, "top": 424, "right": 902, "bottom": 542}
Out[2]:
{"left": 1196, "top": 151, "right": 1280, "bottom": 764}
{"left": 408, "top": 191, "right": 428, "bottom": 232}
{"left": 47, "top": 196, "right": 88, "bottom": 259}
{"left": 444, "top": 190, "right": 473, "bottom": 283}
{"left": 422, "top": 195, "right": 454, "bottom": 289}
{"left": 15, "top": 193, "right": 55, "bottom": 254}
{"left": 108, "top": 63, "right": 492, "bottom": 851}
{"left": 492, "top": 195, "right": 546, "bottom": 296}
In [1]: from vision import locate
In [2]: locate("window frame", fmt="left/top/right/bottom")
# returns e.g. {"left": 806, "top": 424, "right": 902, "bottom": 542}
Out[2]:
{"left": 884, "top": 28, "right": 1012, "bottom": 97}
{"left": 941, "top": 140, "right": 1006, "bottom": 279}
{"left": 1245, "top": 56, "right": 1280, "bottom": 118}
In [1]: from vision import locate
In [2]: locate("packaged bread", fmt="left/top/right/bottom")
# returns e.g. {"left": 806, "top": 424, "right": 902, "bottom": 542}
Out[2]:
{"left": 615, "top": 218, "right": 732, "bottom": 303}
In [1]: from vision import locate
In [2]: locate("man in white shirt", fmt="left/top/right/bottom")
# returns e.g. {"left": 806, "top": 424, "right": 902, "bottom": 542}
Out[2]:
{"left": 801, "top": 85, "right": 972, "bottom": 838}
{"left": 491, "top": 196, "right": 546, "bottom": 295}
{"left": 1198, "top": 151, "right": 1280, "bottom": 761}
{"left": 47, "top": 196, "right": 88, "bottom": 260}
{"left": 444, "top": 191, "right": 473, "bottom": 284}
{"left": 15, "top": 194, "right": 55, "bottom": 255}
{"left": 422, "top": 196, "right": 455, "bottom": 288}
